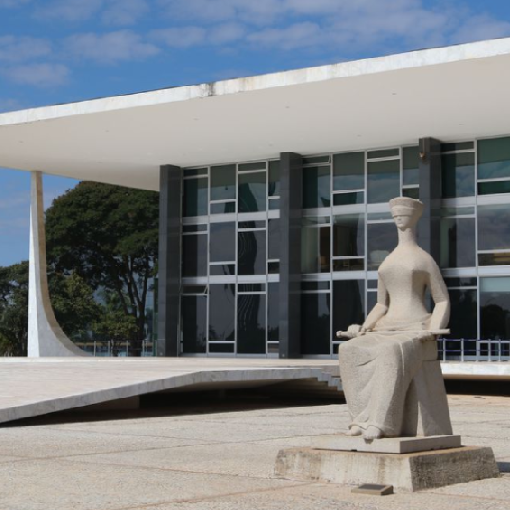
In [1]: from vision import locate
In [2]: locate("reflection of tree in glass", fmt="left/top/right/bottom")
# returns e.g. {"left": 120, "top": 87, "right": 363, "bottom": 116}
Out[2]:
{"left": 208, "top": 284, "right": 235, "bottom": 341}
{"left": 238, "top": 293, "right": 265, "bottom": 354}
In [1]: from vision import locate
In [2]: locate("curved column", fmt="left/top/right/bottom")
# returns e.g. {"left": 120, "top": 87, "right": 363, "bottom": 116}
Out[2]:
{"left": 28, "top": 171, "right": 88, "bottom": 357}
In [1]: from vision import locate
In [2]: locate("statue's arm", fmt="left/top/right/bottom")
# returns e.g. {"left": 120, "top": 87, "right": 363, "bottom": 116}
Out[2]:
{"left": 361, "top": 278, "right": 389, "bottom": 332}
{"left": 428, "top": 260, "right": 450, "bottom": 331}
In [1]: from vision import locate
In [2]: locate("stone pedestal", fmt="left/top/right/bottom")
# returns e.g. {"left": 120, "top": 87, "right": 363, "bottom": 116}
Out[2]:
{"left": 275, "top": 445, "right": 500, "bottom": 492}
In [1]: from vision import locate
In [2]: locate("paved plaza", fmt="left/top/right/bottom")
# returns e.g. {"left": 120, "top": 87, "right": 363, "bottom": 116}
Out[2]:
{"left": 0, "top": 393, "right": 509, "bottom": 509}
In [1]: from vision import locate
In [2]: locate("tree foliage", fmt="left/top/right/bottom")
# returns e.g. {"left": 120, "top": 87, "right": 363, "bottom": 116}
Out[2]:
{"left": 45, "top": 182, "right": 159, "bottom": 355}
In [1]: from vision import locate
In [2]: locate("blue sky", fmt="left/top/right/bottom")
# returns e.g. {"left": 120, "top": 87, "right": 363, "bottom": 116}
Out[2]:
{"left": 1, "top": 0, "right": 510, "bottom": 266}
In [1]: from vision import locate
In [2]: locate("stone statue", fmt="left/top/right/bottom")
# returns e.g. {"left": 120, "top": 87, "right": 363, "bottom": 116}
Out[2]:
{"left": 337, "top": 197, "right": 453, "bottom": 440}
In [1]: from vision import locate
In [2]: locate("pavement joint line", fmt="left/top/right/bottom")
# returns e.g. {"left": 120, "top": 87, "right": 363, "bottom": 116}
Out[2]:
{"left": 54, "top": 456, "right": 290, "bottom": 481}
{"left": 108, "top": 481, "right": 318, "bottom": 510}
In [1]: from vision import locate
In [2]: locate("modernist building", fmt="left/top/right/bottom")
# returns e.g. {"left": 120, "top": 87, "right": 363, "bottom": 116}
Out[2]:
{"left": 1, "top": 38, "right": 510, "bottom": 359}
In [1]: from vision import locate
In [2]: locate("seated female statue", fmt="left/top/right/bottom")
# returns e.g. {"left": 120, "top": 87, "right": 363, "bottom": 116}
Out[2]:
{"left": 337, "top": 197, "right": 450, "bottom": 440}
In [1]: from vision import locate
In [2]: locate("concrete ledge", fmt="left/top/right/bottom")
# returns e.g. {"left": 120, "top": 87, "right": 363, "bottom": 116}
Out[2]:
{"left": 275, "top": 446, "right": 500, "bottom": 492}
{"left": 313, "top": 434, "right": 461, "bottom": 454}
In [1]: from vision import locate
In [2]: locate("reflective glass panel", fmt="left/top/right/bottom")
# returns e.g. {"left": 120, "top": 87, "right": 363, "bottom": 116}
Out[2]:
{"left": 268, "top": 160, "right": 280, "bottom": 197}
{"left": 209, "top": 264, "right": 235, "bottom": 276}
{"left": 303, "top": 166, "right": 331, "bottom": 208}
{"left": 303, "top": 155, "right": 330, "bottom": 165}
{"left": 333, "top": 213, "right": 365, "bottom": 257}
{"left": 478, "top": 181, "right": 510, "bottom": 195}
{"left": 181, "top": 295, "right": 207, "bottom": 353}
{"left": 367, "top": 159, "right": 400, "bottom": 204}
{"left": 478, "top": 252, "right": 510, "bottom": 266}
{"left": 332, "top": 281, "right": 365, "bottom": 340}
{"left": 366, "top": 291, "right": 377, "bottom": 315}
{"left": 301, "top": 293, "right": 330, "bottom": 354}
{"left": 268, "top": 219, "right": 280, "bottom": 260}
{"left": 367, "top": 222, "right": 398, "bottom": 270}
{"left": 209, "top": 284, "right": 235, "bottom": 341}
{"left": 403, "top": 146, "right": 419, "bottom": 186}
{"left": 332, "top": 258, "right": 364, "bottom": 271}
{"left": 182, "top": 234, "right": 207, "bottom": 277}
{"left": 448, "top": 289, "right": 477, "bottom": 339}
{"left": 441, "top": 152, "right": 475, "bottom": 198}
{"left": 210, "top": 222, "right": 235, "bottom": 262}
{"left": 239, "top": 162, "right": 266, "bottom": 172}
{"left": 478, "top": 204, "right": 510, "bottom": 250}
{"left": 238, "top": 229, "right": 266, "bottom": 275}
{"left": 402, "top": 187, "right": 419, "bottom": 199}
{"left": 333, "top": 191, "right": 364, "bottom": 205}
{"left": 237, "top": 294, "right": 266, "bottom": 354}
{"left": 301, "top": 225, "right": 330, "bottom": 273}
{"left": 439, "top": 217, "right": 476, "bottom": 268}
{"left": 211, "top": 164, "right": 236, "bottom": 201}
{"left": 367, "top": 148, "right": 399, "bottom": 159}
{"left": 238, "top": 171, "right": 266, "bottom": 213}
{"left": 268, "top": 282, "right": 279, "bottom": 343}
{"left": 184, "top": 168, "right": 207, "bottom": 177}
{"left": 183, "top": 178, "right": 208, "bottom": 217}
{"left": 209, "top": 343, "right": 234, "bottom": 353}
{"left": 480, "top": 277, "right": 510, "bottom": 339}
{"left": 333, "top": 152, "right": 364, "bottom": 191}
{"left": 210, "top": 201, "right": 235, "bottom": 214}
{"left": 478, "top": 137, "right": 510, "bottom": 180}
{"left": 441, "top": 142, "right": 474, "bottom": 152}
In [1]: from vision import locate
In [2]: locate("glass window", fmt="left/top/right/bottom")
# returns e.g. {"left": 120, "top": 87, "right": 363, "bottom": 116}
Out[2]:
{"left": 367, "top": 148, "right": 399, "bottom": 159}
{"left": 238, "top": 171, "right": 266, "bottom": 213}
{"left": 210, "top": 222, "right": 235, "bottom": 262}
{"left": 440, "top": 217, "right": 476, "bottom": 268}
{"left": 210, "top": 202, "right": 235, "bottom": 214}
{"left": 366, "top": 291, "right": 377, "bottom": 316}
{"left": 209, "top": 284, "right": 235, "bottom": 341}
{"left": 333, "top": 191, "right": 364, "bottom": 205}
{"left": 183, "top": 178, "right": 208, "bottom": 217}
{"left": 301, "top": 224, "right": 330, "bottom": 273}
{"left": 478, "top": 252, "right": 510, "bottom": 266}
{"left": 211, "top": 164, "right": 236, "bottom": 201}
{"left": 303, "top": 155, "right": 330, "bottom": 165}
{"left": 332, "top": 281, "right": 365, "bottom": 340}
{"left": 181, "top": 295, "right": 207, "bottom": 353}
{"left": 333, "top": 152, "right": 364, "bottom": 191}
{"left": 237, "top": 294, "right": 266, "bottom": 354}
{"left": 332, "top": 259, "right": 364, "bottom": 271}
{"left": 478, "top": 137, "right": 510, "bottom": 180}
{"left": 478, "top": 181, "right": 510, "bottom": 195}
{"left": 303, "top": 166, "right": 331, "bottom": 209}
{"left": 238, "top": 229, "right": 266, "bottom": 275}
{"left": 209, "top": 264, "right": 235, "bottom": 276}
{"left": 209, "top": 343, "right": 234, "bottom": 353}
{"left": 239, "top": 162, "right": 266, "bottom": 172}
{"left": 301, "top": 293, "right": 330, "bottom": 354}
{"left": 367, "top": 223, "right": 397, "bottom": 270}
{"left": 268, "top": 160, "right": 280, "bottom": 197}
{"left": 480, "top": 277, "right": 510, "bottom": 339}
{"left": 268, "top": 219, "right": 280, "bottom": 260}
{"left": 478, "top": 204, "right": 510, "bottom": 251}
{"left": 441, "top": 152, "right": 475, "bottom": 198}
{"left": 403, "top": 146, "right": 419, "bottom": 186}
{"left": 268, "top": 282, "right": 279, "bottom": 343}
{"left": 402, "top": 187, "right": 419, "bottom": 199}
{"left": 441, "top": 142, "right": 474, "bottom": 152}
{"left": 333, "top": 213, "right": 365, "bottom": 257}
{"left": 367, "top": 159, "right": 400, "bottom": 204}
{"left": 182, "top": 234, "right": 207, "bottom": 277}
{"left": 448, "top": 289, "right": 477, "bottom": 339}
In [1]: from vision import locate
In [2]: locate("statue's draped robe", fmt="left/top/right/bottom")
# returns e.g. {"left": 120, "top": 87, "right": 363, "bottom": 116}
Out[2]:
{"left": 338, "top": 246, "right": 447, "bottom": 437}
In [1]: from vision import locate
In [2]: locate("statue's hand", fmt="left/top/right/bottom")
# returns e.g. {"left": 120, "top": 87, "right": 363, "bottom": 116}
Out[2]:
{"left": 336, "top": 324, "right": 362, "bottom": 339}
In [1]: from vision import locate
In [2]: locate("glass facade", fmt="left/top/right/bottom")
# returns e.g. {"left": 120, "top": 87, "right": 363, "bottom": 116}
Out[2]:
{"left": 179, "top": 135, "right": 510, "bottom": 357}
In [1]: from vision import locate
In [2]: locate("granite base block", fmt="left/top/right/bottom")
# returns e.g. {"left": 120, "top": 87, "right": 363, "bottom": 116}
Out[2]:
{"left": 275, "top": 446, "right": 500, "bottom": 492}
{"left": 313, "top": 434, "right": 461, "bottom": 454}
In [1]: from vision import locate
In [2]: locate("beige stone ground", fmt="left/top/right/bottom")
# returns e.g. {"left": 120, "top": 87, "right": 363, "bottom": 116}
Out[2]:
{"left": 0, "top": 393, "right": 509, "bottom": 510}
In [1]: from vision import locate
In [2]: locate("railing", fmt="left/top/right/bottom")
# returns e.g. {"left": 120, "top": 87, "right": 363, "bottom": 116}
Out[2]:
{"left": 78, "top": 340, "right": 155, "bottom": 357}
{"left": 438, "top": 338, "right": 510, "bottom": 362}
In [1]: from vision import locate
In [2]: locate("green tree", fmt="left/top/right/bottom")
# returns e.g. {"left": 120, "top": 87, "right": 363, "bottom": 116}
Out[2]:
{"left": 0, "top": 262, "right": 29, "bottom": 356}
{"left": 46, "top": 182, "right": 159, "bottom": 355}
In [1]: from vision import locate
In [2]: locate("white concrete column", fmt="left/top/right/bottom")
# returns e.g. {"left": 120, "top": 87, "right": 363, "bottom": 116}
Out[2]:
{"left": 28, "top": 171, "right": 88, "bottom": 357}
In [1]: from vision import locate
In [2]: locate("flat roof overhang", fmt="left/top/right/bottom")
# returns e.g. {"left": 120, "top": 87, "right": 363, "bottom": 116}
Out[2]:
{"left": 1, "top": 38, "right": 510, "bottom": 191}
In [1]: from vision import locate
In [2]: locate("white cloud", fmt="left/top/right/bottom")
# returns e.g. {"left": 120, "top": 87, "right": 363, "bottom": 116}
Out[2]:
{"left": 451, "top": 14, "right": 510, "bottom": 44}
{"left": 3, "top": 63, "right": 70, "bottom": 87}
{"left": 66, "top": 30, "right": 160, "bottom": 63}
{"left": 101, "top": 0, "right": 149, "bottom": 26}
{"left": 209, "top": 23, "right": 246, "bottom": 45}
{"left": 150, "top": 27, "right": 207, "bottom": 48}
{"left": 0, "top": 98, "right": 24, "bottom": 113}
{"left": 0, "top": 0, "right": 32, "bottom": 7}
{"left": 0, "top": 36, "right": 52, "bottom": 63}
{"left": 34, "top": 0, "right": 103, "bottom": 22}
{"left": 248, "top": 22, "right": 322, "bottom": 50}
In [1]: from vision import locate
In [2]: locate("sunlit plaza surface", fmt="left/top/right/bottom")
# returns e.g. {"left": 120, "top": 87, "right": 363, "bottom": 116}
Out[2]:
{"left": 0, "top": 392, "right": 509, "bottom": 510}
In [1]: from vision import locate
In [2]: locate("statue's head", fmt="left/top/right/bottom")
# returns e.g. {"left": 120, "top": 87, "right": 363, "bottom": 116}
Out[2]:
{"left": 389, "top": 197, "right": 423, "bottom": 230}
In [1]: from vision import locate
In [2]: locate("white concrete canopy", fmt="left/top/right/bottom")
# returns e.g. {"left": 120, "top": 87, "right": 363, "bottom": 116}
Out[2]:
{"left": 1, "top": 38, "right": 510, "bottom": 191}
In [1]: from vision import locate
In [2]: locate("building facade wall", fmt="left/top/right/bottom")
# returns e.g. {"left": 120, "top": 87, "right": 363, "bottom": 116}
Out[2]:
{"left": 171, "top": 134, "right": 510, "bottom": 358}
